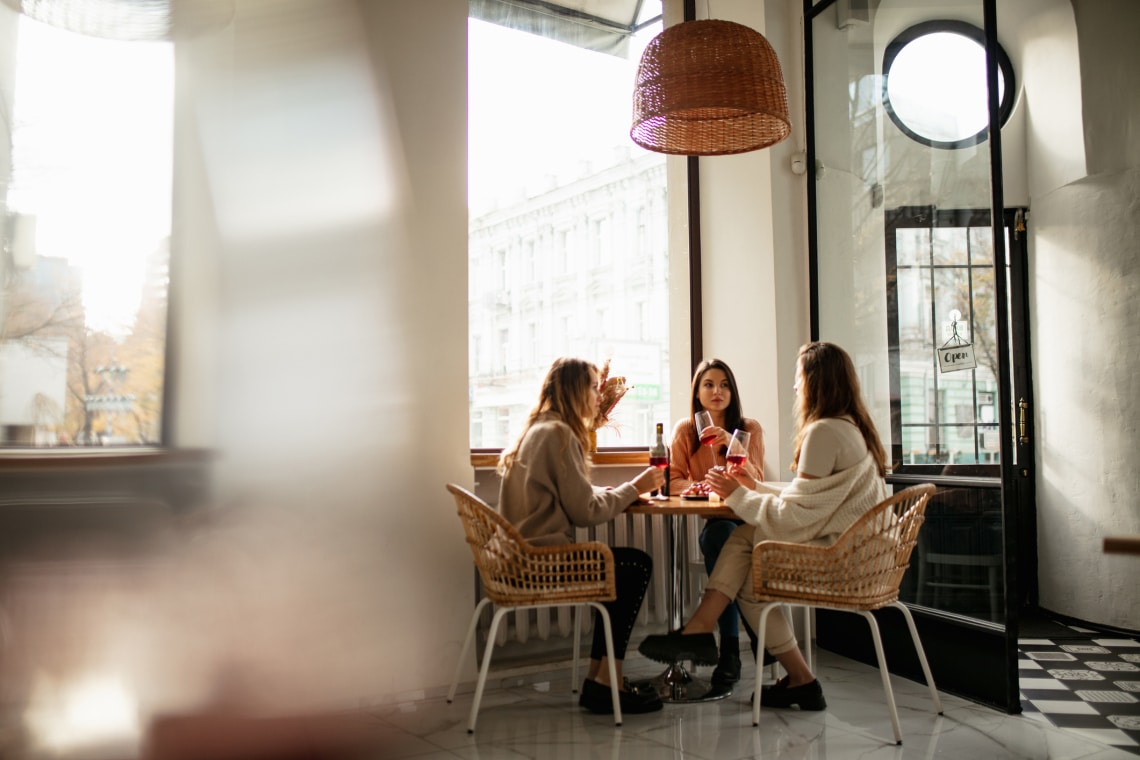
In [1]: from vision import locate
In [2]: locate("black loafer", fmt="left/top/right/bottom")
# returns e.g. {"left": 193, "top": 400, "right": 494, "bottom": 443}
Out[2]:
{"left": 638, "top": 631, "right": 719, "bottom": 666}
{"left": 711, "top": 649, "right": 741, "bottom": 686}
{"left": 578, "top": 678, "right": 663, "bottom": 715}
{"left": 624, "top": 677, "right": 658, "bottom": 696}
{"left": 758, "top": 676, "right": 827, "bottom": 710}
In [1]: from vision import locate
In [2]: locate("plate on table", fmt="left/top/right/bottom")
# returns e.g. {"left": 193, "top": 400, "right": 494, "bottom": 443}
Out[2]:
{"left": 680, "top": 494, "right": 710, "bottom": 501}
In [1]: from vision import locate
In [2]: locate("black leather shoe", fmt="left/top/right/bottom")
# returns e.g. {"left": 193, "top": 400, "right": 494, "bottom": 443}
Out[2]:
{"left": 758, "top": 676, "right": 827, "bottom": 710}
{"left": 578, "top": 678, "right": 663, "bottom": 715}
{"left": 624, "top": 677, "right": 658, "bottom": 696}
{"left": 638, "top": 631, "right": 719, "bottom": 665}
{"left": 711, "top": 649, "right": 741, "bottom": 686}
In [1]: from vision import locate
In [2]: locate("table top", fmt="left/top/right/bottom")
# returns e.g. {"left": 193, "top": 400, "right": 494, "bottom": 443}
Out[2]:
{"left": 626, "top": 495, "right": 735, "bottom": 519}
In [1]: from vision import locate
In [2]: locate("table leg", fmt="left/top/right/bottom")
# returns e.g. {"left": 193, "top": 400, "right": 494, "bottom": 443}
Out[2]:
{"left": 650, "top": 513, "right": 729, "bottom": 703}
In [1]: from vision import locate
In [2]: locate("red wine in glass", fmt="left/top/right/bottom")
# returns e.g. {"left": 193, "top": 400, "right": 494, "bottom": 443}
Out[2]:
{"left": 649, "top": 455, "right": 669, "bottom": 468}
{"left": 726, "top": 429, "right": 752, "bottom": 472}
{"left": 695, "top": 410, "right": 717, "bottom": 468}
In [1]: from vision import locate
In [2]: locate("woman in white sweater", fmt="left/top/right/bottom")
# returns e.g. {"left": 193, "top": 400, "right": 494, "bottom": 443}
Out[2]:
{"left": 639, "top": 342, "right": 889, "bottom": 710}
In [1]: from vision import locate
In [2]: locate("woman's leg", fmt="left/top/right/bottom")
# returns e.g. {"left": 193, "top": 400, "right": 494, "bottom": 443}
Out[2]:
{"left": 699, "top": 519, "right": 742, "bottom": 640}
{"left": 682, "top": 523, "right": 756, "bottom": 633}
{"left": 637, "top": 525, "right": 755, "bottom": 664}
{"left": 700, "top": 519, "right": 761, "bottom": 684}
{"left": 587, "top": 546, "right": 652, "bottom": 689}
{"left": 736, "top": 568, "right": 816, "bottom": 687}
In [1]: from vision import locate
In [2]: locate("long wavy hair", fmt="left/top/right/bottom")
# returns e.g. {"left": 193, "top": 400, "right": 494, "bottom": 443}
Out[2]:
{"left": 791, "top": 342, "right": 888, "bottom": 476}
{"left": 498, "top": 357, "right": 598, "bottom": 476}
{"left": 687, "top": 358, "right": 745, "bottom": 455}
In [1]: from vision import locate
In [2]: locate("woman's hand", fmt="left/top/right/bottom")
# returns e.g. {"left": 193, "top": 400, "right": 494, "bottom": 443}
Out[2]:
{"left": 728, "top": 465, "right": 757, "bottom": 490}
{"left": 632, "top": 466, "right": 666, "bottom": 495}
{"left": 705, "top": 426, "right": 731, "bottom": 449}
{"left": 705, "top": 467, "right": 740, "bottom": 499}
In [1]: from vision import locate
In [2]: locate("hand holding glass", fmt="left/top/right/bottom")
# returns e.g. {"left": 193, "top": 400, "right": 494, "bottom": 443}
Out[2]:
{"left": 695, "top": 411, "right": 715, "bottom": 445}
{"left": 695, "top": 410, "right": 718, "bottom": 468}
{"left": 725, "top": 429, "right": 751, "bottom": 471}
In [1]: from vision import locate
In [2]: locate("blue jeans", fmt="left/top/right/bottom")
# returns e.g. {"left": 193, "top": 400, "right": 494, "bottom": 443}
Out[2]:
{"left": 699, "top": 518, "right": 758, "bottom": 653}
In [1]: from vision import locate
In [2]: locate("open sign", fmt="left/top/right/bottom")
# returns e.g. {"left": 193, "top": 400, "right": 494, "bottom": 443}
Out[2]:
{"left": 937, "top": 343, "right": 977, "bottom": 373}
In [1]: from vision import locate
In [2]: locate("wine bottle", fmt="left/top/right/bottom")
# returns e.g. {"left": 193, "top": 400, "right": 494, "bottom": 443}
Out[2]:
{"left": 649, "top": 422, "right": 669, "bottom": 496}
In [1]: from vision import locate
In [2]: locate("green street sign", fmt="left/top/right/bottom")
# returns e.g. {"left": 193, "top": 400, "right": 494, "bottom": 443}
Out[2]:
{"left": 628, "top": 384, "right": 660, "bottom": 401}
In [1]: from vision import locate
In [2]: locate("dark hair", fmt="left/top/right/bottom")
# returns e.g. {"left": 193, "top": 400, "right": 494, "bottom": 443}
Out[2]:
{"left": 499, "top": 357, "right": 598, "bottom": 476}
{"left": 687, "top": 358, "right": 745, "bottom": 455}
{"left": 792, "top": 342, "right": 888, "bottom": 476}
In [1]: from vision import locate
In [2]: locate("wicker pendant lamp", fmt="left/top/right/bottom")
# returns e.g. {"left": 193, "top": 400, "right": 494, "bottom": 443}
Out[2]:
{"left": 631, "top": 19, "right": 791, "bottom": 156}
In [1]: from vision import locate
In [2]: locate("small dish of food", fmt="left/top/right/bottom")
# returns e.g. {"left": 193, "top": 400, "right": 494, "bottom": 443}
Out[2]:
{"left": 680, "top": 482, "right": 712, "bottom": 501}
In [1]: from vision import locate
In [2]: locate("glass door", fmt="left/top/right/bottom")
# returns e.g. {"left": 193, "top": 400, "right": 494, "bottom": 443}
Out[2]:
{"left": 805, "top": 0, "right": 1028, "bottom": 712}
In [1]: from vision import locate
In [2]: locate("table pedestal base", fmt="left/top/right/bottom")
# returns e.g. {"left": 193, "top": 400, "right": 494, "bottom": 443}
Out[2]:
{"left": 650, "top": 662, "right": 732, "bottom": 703}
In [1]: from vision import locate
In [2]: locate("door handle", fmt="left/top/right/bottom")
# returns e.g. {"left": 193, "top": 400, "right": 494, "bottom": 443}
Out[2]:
{"left": 1018, "top": 398, "right": 1029, "bottom": 445}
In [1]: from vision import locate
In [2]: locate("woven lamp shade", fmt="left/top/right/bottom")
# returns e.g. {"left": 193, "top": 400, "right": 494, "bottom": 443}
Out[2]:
{"left": 631, "top": 19, "right": 791, "bottom": 156}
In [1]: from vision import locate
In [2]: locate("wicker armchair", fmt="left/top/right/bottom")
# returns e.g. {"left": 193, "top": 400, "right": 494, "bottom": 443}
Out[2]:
{"left": 750, "top": 483, "right": 943, "bottom": 744}
{"left": 445, "top": 484, "right": 623, "bottom": 731}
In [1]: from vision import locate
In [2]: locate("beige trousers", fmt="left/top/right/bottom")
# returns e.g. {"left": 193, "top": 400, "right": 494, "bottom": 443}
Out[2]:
{"left": 703, "top": 523, "right": 798, "bottom": 655}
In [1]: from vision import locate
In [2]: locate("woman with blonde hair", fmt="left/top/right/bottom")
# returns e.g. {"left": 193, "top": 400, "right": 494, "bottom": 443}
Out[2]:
{"left": 639, "top": 342, "right": 889, "bottom": 710}
{"left": 499, "top": 357, "right": 665, "bottom": 715}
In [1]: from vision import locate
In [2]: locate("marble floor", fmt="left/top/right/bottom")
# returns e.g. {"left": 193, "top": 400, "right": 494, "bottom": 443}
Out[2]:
{"left": 364, "top": 648, "right": 1137, "bottom": 760}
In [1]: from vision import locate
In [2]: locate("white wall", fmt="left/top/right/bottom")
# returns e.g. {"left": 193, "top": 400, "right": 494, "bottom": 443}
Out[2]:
{"left": 691, "top": 0, "right": 810, "bottom": 480}
{"left": 1026, "top": 0, "right": 1140, "bottom": 630}
{"left": 167, "top": 0, "right": 473, "bottom": 710}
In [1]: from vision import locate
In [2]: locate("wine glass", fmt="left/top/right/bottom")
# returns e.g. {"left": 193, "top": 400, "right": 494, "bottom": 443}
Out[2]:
{"left": 695, "top": 410, "right": 717, "bottom": 468}
{"left": 726, "top": 429, "right": 751, "bottom": 471}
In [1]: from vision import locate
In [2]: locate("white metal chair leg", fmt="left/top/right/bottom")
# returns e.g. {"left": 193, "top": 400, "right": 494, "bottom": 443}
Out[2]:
{"left": 588, "top": 601, "right": 622, "bottom": 725}
{"left": 860, "top": 610, "right": 903, "bottom": 745}
{"left": 448, "top": 597, "right": 491, "bottom": 703}
{"left": 800, "top": 604, "right": 813, "bottom": 672}
{"left": 752, "top": 603, "right": 774, "bottom": 726}
{"left": 571, "top": 603, "right": 583, "bottom": 690}
{"left": 892, "top": 602, "right": 943, "bottom": 714}
{"left": 467, "top": 606, "right": 510, "bottom": 733}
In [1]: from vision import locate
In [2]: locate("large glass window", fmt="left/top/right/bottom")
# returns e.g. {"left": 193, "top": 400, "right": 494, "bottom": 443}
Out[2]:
{"left": 0, "top": 12, "right": 171, "bottom": 448}
{"left": 467, "top": 3, "right": 669, "bottom": 449}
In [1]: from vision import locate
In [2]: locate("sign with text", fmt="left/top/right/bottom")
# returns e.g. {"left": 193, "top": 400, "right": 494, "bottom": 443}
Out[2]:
{"left": 937, "top": 343, "right": 977, "bottom": 373}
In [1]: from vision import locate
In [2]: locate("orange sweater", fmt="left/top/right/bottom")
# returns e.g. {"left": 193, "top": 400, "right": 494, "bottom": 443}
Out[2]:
{"left": 669, "top": 416, "right": 765, "bottom": 495}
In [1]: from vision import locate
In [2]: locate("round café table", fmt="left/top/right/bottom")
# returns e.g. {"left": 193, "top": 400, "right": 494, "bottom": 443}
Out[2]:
{"left": 627, "top": 495, "right": 736, "bottom": 703}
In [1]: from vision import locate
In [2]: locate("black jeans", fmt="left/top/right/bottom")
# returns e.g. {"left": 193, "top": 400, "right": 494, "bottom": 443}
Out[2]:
{"left": 591, "top": 546, "right": 653, "bottom": 661}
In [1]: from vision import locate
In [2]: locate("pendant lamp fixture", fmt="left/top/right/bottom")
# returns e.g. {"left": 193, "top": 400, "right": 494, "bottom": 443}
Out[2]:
{"left": 631, "top": 19, "right": 791, "bottom": 156}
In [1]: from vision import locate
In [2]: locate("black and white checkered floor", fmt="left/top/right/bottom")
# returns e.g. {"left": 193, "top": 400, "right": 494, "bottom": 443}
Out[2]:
{"left": 1019, "top": 627, "right": 1140, "bottom": 755}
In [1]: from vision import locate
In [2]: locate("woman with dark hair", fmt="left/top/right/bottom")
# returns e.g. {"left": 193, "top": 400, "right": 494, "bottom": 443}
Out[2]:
{"left": 498, "top": 357, "right": 665, "bottom": 715}
{"left": 640, "top": 342, "right": 889, "bottom": 710}
{"left": 668, "top": 359, "right": 765, "bottom": 687}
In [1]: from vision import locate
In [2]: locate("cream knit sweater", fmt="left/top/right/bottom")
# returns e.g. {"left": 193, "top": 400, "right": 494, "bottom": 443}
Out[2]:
{"left": 723, "top": 452, "right": 887, "bottom": 546}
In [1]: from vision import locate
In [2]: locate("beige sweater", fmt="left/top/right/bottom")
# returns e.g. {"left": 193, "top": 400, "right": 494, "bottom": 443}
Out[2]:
{"left": 498, "top": 414, "right": 639, "bottom": 546}
{"left": 723, "top": 452, "right": 887, "bottom": 546}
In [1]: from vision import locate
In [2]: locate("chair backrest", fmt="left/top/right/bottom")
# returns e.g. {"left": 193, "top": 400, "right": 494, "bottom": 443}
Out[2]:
{"left": 445, "top": 483, "right": 616, "bottom": 607}
{"left": 446, "top": 483, "right": 534, "bottom": 605}
{"left": 753, "top": 483, "right": 936, "bottom": 610}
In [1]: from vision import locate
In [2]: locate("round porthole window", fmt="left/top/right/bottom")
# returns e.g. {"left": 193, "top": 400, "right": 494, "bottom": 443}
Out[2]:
{"left": 882, "top": 20, "right": 1015, "bottom": 150}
